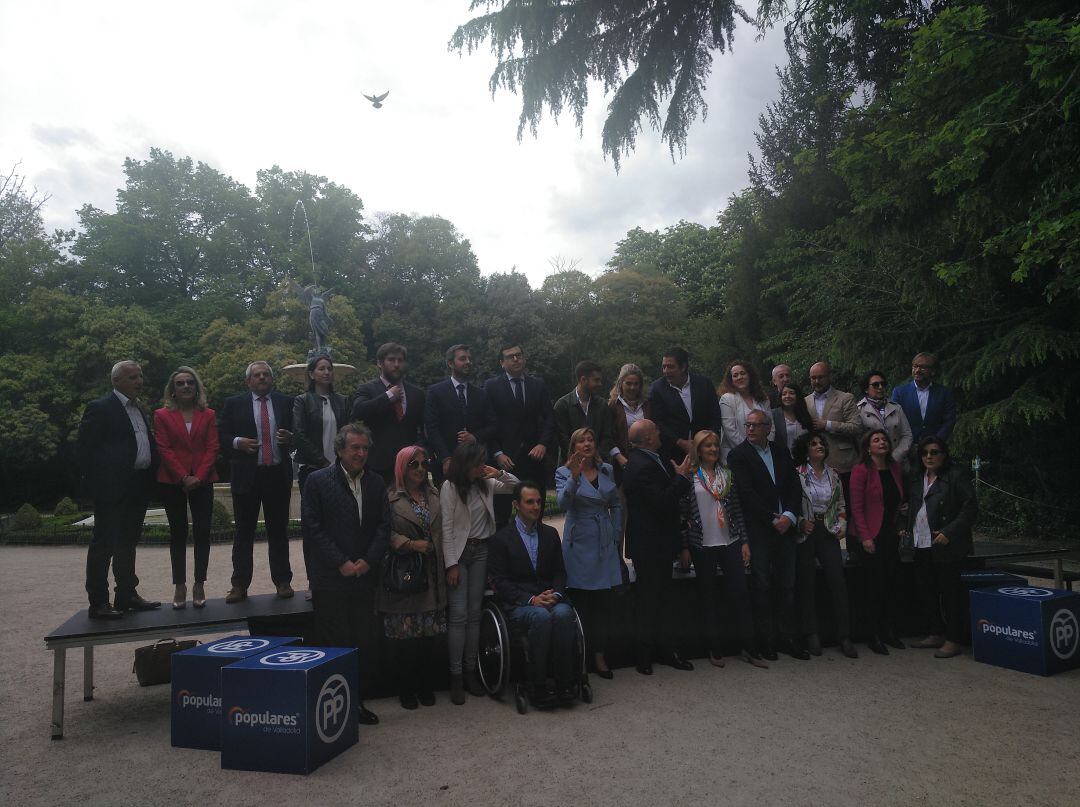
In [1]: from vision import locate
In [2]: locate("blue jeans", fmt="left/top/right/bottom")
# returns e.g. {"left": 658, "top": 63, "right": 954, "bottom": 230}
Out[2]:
{"left": 447, "top": 541, "right": 488, "bottom": 675}
{"left": 507, "top": 602, "right": 576, "bottom": 687}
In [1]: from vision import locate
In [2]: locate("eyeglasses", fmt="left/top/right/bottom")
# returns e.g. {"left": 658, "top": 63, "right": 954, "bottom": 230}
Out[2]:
{"left": 868, "top": 381, "right": 886, "bottom": 389}
{"left": 745, "top": 422, "right": 768, "bottom": 430}
{"left": 502, "top": 352, "right": 523, "bottom": 361}
{"left": 912, "top": 364, "right": 933, "bottom": 371}
{"left": 921, "top": 449, "right": 943, "bottom": 457}
{"left": 174, "top": 379, "right": 196, "bottom": 387}
{"left": 407, "top": 459, "right": 427, "bottom": 469}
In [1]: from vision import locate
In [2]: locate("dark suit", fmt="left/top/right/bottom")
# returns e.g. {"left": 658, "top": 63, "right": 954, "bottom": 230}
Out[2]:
{"left": 622, "top": 447, "right": 692, "bottom": 662}
{"left": 77, "top": 392, "right": 159, "bottom": 607}
{"left": 728, "top": 439, "right": 802, "bottom": 648}
{"left": 553, "top": 389, "right": 615, "bottom": 463}
{"left": 350, "top": 378, "right": 426, "bottom": 485}
{"left": 891, "top": 380, "right": 957, "bottom": 442}
{"left": 488, "top": 520, "right": 574, "bottom": 686}
{"left": 907, "top": 465, "right": 977, "bottom": 643}
{"left": 424, "top": 378, "right": 496, "bottom": 482}
{"left": 301, "top": 462, "right": 391, "bottom": 698}
{"left": 218, "top": 390, "right": 295, "bottom": 589}
{"left": 647, "top": 372, "right": 723, "bottom": 462}
{"left": 484, "top": 373, "right": 555, "bottom": 526}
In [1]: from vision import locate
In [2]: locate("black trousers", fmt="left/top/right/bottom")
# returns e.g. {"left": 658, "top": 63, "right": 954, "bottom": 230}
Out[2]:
{"left": 85, "top": 471, "right": 151, "bottom": 607}
{"left": 312, "top": 587, "right": 379, "bottom": 700}
{"left": 848, "top": 529, "right": 900, "bottom": 640}
{"left": 567, "top": 587, "right": 612, "bottom": 656}
{"left": 160, "top": 482, "right": 213, "bottom": 584}
{"left": 386, "top": 636, "right": 438, "bottom": 696}
{"left": 690, "top": 543, "right": 755, "bottom": 655}
{"left": 914, "top": 550, "right": 965, "bottom": 643}
{"left": 632, "top": 556, "right": 677, "bottom": 661}
{"left": 797, "top": 522, "right": 851, "bottom": 640}
{"left": 230, "top": 464, "right": 293, "bottom": 588}
{"left": 749, "top": 531, "right": 798, "bottom": 647}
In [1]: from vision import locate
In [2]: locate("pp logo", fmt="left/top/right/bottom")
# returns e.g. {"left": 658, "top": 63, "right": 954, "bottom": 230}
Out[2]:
{"left": 315, "top": 674, "right": 351, "bottom": 744}
{"left": 1049, "top": 609, "right": 1079, "bottom": 661}
{"left": 259, "top": 650, "right": 326, "bottom": 666}
{"left": 207, "top": 638, "right": 272, "bottom": 654}
{"left": 998, "top": 587, "right": 1053, "bottom": 598}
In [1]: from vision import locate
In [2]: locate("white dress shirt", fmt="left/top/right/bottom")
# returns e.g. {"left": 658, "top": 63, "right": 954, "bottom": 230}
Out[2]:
{"left": 113, "top": 390, "right": 151, "bottom": 470}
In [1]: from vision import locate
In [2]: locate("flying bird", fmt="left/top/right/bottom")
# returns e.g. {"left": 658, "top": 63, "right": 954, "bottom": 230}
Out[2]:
{"left": 364, "top": 91, "right": 389, "bottom": 109}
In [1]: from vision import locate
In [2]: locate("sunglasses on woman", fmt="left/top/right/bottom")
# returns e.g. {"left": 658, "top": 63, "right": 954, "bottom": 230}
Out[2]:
{"left": 407, "top": 458, "right": 428, "bottom": 469}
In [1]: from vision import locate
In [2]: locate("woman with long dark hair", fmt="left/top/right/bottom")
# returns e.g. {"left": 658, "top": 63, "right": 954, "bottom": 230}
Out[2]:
{"left": 439, "top": 442, "right": 518, "bottom": 704}
{"left": 292, "top": 354, "right": 350, "bottom": 492}
{"left": 848, "top": 428, "right": 906, "bottom": 655}
{"left": 154, "top": 366, "right": 218, "bottom": 609}
{"left": 771, "top": 382, "right": 814, "bottom": 452}
{"left": 906, "top": 436, "right": 977, "bottom": 659}
{"left": 718, "top": 359, "right": 772, "bottom": 462}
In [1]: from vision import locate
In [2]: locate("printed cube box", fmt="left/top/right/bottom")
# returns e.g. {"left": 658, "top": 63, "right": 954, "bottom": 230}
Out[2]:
{"left": 171, "top": 635, "right": 301, "bottom": 751}
{"left": 971, "top": 586, "right": 1080, "bottom": 676}
{"left": 220, "top": 647, "right": 358, "bottom": 775}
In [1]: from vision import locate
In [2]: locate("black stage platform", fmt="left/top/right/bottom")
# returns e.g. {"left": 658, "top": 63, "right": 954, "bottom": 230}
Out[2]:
{"left": 44, "top": 593, "right": 314, "bottom": 739}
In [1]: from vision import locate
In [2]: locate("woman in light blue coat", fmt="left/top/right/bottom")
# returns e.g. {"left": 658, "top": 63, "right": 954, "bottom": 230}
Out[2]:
{"left": 556, "top": 427, "right": 622, "bottom": 679}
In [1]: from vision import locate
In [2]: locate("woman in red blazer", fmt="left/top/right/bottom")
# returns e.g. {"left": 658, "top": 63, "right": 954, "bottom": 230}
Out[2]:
{"left": 848, "top": 428, "right": 906, "bottom": 655}
{"left": 154, "top": 366, "right": 219, "bottom": 609}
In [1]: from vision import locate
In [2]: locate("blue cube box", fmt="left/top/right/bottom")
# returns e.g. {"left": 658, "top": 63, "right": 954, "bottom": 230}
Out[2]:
{"left": 971, "top": 586, "right": 1080, "bottom": 676}
{"left": 220, "top": 647, "right": 358, "bottom": 775}
{"left": 171, "top": 635, "right": 301, "bottom": 750}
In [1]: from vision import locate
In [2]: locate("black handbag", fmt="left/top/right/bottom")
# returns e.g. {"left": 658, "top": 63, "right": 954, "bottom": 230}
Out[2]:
{"left": 382, "top": 549, "right": 429, "bottom": 594}
{"left": 132, "top": 638, "right": 198, "bottom": 686}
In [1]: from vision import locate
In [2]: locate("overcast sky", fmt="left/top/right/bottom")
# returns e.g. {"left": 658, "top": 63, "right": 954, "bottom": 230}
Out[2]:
{"left": 1, "top": 1, "right": 786, "bottom": 287}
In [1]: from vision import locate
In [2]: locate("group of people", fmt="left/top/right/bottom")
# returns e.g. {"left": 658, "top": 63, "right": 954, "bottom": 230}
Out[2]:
{"left": 76, "top": 343, "right": 976, "bottom": 720}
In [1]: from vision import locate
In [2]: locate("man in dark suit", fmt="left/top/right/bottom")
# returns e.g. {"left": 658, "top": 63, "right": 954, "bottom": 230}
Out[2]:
{"left": 552, "top": 359, "right": 616, "bottom": 464}
{"left": 483, "top": 342, "right": 555, "bottom": 527}
{"left": 488, "top": 482, "right": 576, "bottom": 708}
{"left": 728, "top": 409, "right": 807, "bottom": 660}
{"left": 622, "top": 418, "right": 694, "bottom": 674}
{"left": 218, "top": 360, "right": 295, "bottom": 603}
{"left": 891, "top": 351, "right": 957, "bottom": 442}
{"left": 350, "top": 342, "right": 426, "bottom": 486}
{"left": 424, "top": 344, "right": 495, "bottom": 484}
{"left": 647, "top": 347, "right": 723, "bottom": 462}
{"left": 301, "top": 422, "right": 388, "bottom": 725}
{"left": 77, "top": 360, "right": 161, "bottom": 618}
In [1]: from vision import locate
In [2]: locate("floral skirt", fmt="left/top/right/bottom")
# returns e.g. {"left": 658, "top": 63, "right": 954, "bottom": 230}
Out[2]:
{"left": 383, "top": 608, "right": 448, "bottom": 640}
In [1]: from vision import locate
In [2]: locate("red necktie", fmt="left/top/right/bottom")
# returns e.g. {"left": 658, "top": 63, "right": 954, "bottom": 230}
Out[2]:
{"left": 259, "top": 396, "right": 273, "bottom": 465}
{"left": 394, "top": 394, "right": 405, "bottom": 422}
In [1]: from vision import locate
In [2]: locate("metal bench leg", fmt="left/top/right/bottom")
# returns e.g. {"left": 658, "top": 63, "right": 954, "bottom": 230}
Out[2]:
{"left": 1054, "top": 559, "right": 1063, "bottom": 590}
{"left": 51, "top": 648, "right": 66, "bottom": 740}
{"left": 83, "top": 646, "right": 94, "bottom": 701}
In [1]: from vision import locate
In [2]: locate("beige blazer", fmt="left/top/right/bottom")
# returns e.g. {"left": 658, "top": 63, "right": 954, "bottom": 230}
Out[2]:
{"left": 805, "top": 389, "right": 862, "bottom": 472}
{"left": 439, "top": 470, "right": 519, "bottom": 567}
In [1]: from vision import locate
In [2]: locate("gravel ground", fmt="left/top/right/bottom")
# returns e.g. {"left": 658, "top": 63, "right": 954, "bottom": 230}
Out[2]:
{"left": 2, "top": 539, "right": 1078, "bottom": 807}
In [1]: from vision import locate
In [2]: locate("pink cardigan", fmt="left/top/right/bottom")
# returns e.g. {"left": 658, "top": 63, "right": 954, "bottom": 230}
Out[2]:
{"left": 849, "top": 461, "right": 904, "bottom": 542}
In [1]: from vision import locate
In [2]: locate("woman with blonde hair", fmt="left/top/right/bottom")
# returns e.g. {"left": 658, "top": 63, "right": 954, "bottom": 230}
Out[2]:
{"left": 154, "top": 366, "right": 218, "bottom": 609}
{"left": 607, "top": 363, "right": 652, "bottom": 483}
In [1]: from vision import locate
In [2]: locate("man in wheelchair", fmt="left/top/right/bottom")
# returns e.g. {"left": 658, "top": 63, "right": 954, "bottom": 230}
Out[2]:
{"left": 487, "top": 481, "right": 577, "bottom": 708}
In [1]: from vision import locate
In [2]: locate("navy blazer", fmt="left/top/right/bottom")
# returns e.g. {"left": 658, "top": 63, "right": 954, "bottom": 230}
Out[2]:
{"left": 483, "top": 373, "right": 555, "bottom": 462}
{"left": 218, "top": 390, "right": 295, "bottom": 494}
{"left": 891, "top": 380, "right": 956, "bottom": 441}
{"left": 301, "top": 462, "right": 391, "bottom": 592}
{"left": 647, "top": 371, "right": 723, "bottom": 461}
{"left": 76, "top": 392, "right": 160, "bottom": 503}
{"left": 727, "top": 439, "right": 802, "bottom": 543}
{"left": 350, "top": 378, "right": 426, "bottom": 477}
{"left": 424, "top": 378, "right": 496, "bottom": 466}
{"left": 487, "top": 520, "right": 567, "bottom": 607}
{"left": 622, "top": 447, "right": 692, "bottom": 563}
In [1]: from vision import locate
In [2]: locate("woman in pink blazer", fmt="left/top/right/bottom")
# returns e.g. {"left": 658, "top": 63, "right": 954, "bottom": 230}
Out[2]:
{"left": 154, "top": 366, "right": 219, "bottom": 609}
{"left": 848, "top": 428, "right": 906, "bottom": 655}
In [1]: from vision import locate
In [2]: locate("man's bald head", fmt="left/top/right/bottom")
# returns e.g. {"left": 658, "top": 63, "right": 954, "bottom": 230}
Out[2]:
{"left": 809, "top": 361, "right": 832, "bottom": 394}
{"left": 629, "top": 418, "right": 660, "bottom": 452}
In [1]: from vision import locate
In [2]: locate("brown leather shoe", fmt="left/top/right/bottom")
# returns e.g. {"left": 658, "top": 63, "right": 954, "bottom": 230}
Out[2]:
{"left": 225, "top": 586, "right": 247, "bottom": 604}
{"left": 276, "top": 582, "right": 295, "bottom": 599}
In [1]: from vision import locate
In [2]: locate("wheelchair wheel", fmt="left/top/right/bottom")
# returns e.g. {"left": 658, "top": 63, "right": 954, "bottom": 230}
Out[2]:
{"left": 514, "top": 683, "right": 528, "bottom": 715}
{"left": 478, "top": 601, "right": 510, "bottom": 697}
{"left": 580, "top": 681, "right": 593, "bottom": 704}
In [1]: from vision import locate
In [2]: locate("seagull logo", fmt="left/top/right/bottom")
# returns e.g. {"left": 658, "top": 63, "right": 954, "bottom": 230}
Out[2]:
{"left": 364, "top": 91, "right": 389, "bottom": 109}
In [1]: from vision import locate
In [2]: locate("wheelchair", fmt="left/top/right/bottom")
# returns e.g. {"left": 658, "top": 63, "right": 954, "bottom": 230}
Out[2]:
{"left": 477, "top": 592, "right": 593, "bottom": 714}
